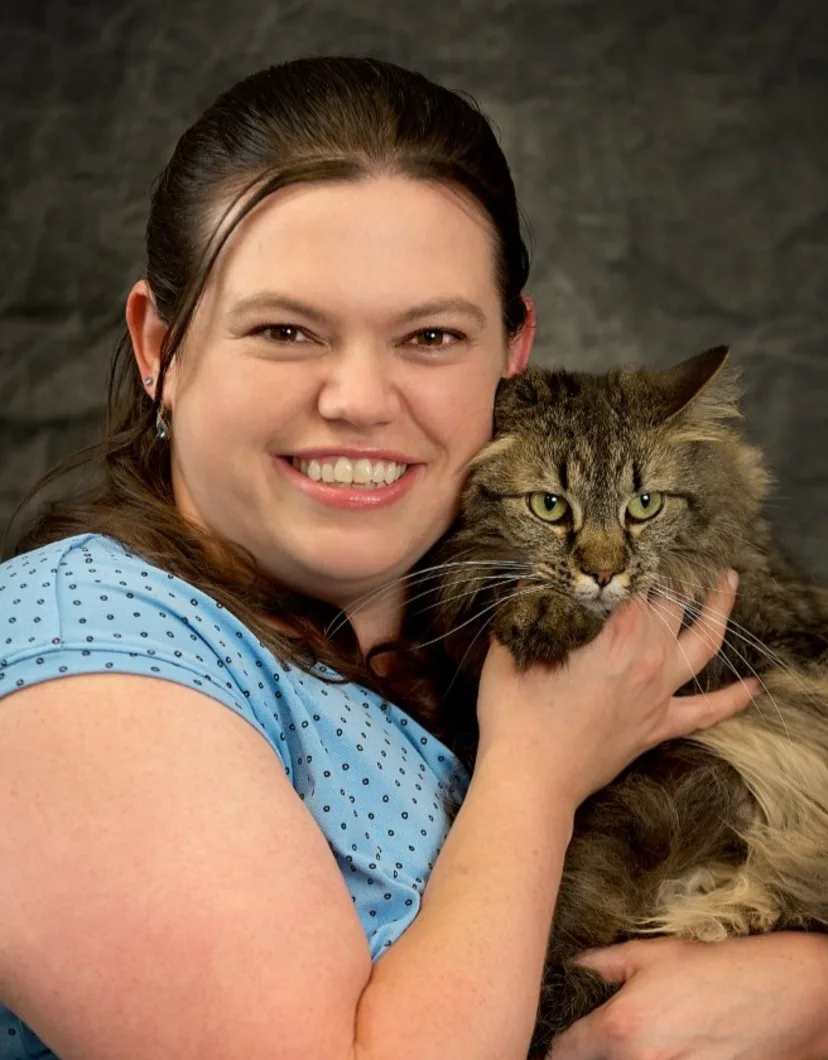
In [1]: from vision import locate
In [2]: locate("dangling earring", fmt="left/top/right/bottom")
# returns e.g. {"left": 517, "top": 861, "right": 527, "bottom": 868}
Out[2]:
{"left": 155, "top": 410, "right": 170, "bottom": 441}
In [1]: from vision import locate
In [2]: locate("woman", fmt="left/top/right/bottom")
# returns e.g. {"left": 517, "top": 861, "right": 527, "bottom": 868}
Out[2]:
{"left": 0, "top": 57, "right": 825, "bottom": 1060}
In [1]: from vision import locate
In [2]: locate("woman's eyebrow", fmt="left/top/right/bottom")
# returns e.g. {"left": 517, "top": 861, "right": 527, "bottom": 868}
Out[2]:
{"left": 226, "top": 293, "right": 488, "bottom": 329}
{"left": 394, "top": 299, "right": 487, "bottom": 327}
{"left": 225, "top": 293, "right": 334, "bottom": 326}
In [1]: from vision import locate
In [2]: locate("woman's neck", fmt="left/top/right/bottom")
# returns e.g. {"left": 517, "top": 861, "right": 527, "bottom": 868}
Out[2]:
{"left": 341, "top": 587, "right": 406, "bottom": 657}
{"left": 259, "top": 583, "right": 405, "bottom": 661}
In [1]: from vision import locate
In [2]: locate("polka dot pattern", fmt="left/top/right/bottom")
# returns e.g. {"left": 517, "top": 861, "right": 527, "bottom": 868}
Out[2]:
{"left": 0, "top": 534, "right": 469, "bottom": 1058}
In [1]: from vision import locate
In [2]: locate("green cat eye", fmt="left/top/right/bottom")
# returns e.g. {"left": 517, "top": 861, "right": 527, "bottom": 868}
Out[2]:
{"left": 528, "top": 492, "right": 570, "bottom": 523}
{"left": 627, "top": 491, "right": 665, "bottom": 522}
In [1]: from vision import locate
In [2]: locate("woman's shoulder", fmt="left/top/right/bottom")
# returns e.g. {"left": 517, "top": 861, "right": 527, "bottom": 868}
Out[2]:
{"left": 1, "top": 533, "right": 134, "bottom": 653}
{"left": 0, "top": 533, "right": 296, "bottom": 730}
{"left": 1, "top": 531, "right": 132, "bottom": 581}
{"left": 1, "top": 532, "right": 184, "bottom": 608}
{"left": 1, "top": 531, "right": 245, "bottom": 658}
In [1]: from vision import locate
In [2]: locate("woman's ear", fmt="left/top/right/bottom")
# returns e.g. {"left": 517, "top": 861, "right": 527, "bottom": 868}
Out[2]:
{"left": 504, "top": 295, "right": 536, "bottom": 377}
{"left": 126, "top": 279, "right": 170, "bottom": 401}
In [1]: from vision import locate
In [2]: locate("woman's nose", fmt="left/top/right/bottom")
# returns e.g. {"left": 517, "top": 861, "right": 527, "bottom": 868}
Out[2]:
{"left": 316, "top": 345, "right": 401, "bottom": 426}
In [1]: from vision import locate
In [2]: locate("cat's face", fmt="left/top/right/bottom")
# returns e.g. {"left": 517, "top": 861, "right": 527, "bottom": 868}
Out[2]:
{"left": 460, "top": 349, "right": 770, "bottom": 615}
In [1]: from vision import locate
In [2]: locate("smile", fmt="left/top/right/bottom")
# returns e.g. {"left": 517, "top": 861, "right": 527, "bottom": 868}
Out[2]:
{"left": 278, "top": 454, "right": 421, "bottom": 511}
{"left": 290, "top": 456, "right": 408, "bottom": 489}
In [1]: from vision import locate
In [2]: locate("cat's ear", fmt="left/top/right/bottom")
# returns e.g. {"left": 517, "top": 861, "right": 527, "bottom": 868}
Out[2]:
{"left": 647, "top": 345, "right": 736, "bottom": 423}
{"left": 493, "top": 368, "right": 550, "bottom": 435}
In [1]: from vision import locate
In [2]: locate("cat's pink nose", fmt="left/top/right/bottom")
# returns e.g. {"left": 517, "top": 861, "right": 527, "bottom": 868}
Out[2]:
{"left": 585, "top": 569, "right": 616, "bottom": 588}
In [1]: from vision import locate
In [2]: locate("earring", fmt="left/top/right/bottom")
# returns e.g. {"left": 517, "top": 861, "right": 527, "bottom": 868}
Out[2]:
{"left": 143, "top": 375, "right": 154, "bottom": 386}
{"left": 155, "top": 410, "right": 170, "bottom": 441}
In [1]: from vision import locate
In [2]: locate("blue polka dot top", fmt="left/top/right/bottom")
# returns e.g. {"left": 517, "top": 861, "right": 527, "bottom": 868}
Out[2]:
{"left": 0, "top": 533, "right": 469, "bottom": 1059}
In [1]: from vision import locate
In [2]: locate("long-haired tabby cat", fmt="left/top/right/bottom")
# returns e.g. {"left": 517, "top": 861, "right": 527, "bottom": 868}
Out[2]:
{"left": 432, "top": 346, "right": 828, "bottom": 1057}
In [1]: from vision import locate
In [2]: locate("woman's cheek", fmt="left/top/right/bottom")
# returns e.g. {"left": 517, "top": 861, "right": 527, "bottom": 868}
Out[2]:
{"left": 449, "top": 390, "right": 500, "bottom": 460}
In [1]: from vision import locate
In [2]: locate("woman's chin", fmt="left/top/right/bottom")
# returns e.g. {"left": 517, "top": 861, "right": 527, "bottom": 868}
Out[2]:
{"left": 302, "top": 552, "right": 413, "bottom": 591}
{"left": 251, "top": 540, "right": 419, "bottom": 600}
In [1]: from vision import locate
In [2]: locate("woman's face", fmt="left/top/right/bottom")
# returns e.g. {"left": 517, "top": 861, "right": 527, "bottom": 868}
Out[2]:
{"left": 131, "top": 176, "right": 533, "bottom": 611}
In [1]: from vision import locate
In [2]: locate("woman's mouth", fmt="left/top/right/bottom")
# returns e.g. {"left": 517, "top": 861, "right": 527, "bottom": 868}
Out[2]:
{"left": 290, "top": 455, "right": 408, "bottom": 489}
{"left": 277, "top": 454, "right": 421, "bottom": 510}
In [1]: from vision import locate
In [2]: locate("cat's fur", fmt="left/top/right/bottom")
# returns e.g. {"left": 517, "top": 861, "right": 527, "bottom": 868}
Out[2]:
{"left": 432, "top": 347, "right": 828, "bottom": 1057}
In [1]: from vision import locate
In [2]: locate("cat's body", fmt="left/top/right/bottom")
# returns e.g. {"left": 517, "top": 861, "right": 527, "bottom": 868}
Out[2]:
{"left": 431, "top": 348, "right": 828, "bottom": 1056}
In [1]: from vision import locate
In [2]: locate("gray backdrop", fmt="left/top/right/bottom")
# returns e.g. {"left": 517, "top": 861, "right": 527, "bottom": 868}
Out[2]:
{"left": 1, "top": 0, "right": 826, "bottom": 577}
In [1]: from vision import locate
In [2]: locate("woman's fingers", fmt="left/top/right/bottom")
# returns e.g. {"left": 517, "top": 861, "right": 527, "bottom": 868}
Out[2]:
{"left": 640, "top": 568, "right": 758, "bottom": 743}
{"left": 670, "top": 570, "right": 738, "bottom": 684}
{"left": 661, "top": 674, "right": 761, "bottom": 741}
{"left": 647, "top": 592, "right": 687, "bottom": 640}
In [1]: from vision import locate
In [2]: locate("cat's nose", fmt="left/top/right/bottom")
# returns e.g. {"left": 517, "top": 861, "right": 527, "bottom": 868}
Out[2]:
{"left": 583, "top": 569, "right": 618, "bottom": 588}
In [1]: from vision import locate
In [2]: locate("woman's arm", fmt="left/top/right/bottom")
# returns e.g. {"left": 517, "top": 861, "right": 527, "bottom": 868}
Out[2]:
{"left": 0, "top": 671, "right": 576, "bottom": 1060}
{"left": 0, "top": 673, "right": 371, "bottom": 1060}
{"left": 353, "top": 737, "right": 577, "bottom": 1059}
{"left": 0, "top": 581, "right": 752, "bottom": 1060}
{"left": 358, "top": 581, "right": 755, "bottom": 1060}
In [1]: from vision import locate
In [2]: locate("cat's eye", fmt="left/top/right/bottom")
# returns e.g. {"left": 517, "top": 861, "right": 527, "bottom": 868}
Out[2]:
{"left": 528, "top": 492, "right": 570, "bottom": 523}
{"left": 626, "top": 491, "right": 664, "bottom": 522}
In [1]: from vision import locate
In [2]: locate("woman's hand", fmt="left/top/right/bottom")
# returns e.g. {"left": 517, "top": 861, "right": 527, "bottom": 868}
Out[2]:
{"left": 546, "top": 933, "right": 828, "bottom": 1059}
{"left": 477, "top": 570, "right": 758, "bottom": 808}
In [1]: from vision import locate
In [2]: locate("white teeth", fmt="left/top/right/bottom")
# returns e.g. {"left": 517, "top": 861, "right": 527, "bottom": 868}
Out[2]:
{"left": 291, "top": 456, "right": 408, "bottom": 488}
{"left": 353, "top": 459, "right": 373, "bottom": 484}
{"left": 333, "top": 457, "right": 352, "bottom": 483}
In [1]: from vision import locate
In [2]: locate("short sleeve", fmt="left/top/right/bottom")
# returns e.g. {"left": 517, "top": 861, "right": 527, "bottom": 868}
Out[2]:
{"left": 0, "top": 534, "right": 281, "bottom": 759}
{"left": 0, "top": 533, "right": 470, "bottom": 971}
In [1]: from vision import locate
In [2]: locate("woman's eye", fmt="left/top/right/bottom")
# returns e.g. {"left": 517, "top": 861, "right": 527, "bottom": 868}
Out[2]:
{"left": 407, "top": 328, "right": 464, "bottom": 348}
{"left": 252, "top": 324, "right": 311, "bottom": 344}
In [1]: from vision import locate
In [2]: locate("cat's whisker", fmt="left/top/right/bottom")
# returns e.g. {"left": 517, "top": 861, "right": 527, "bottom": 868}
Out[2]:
{"left": 324, "top": 558, "right": 530, "bottom": 638}
{"left": 652, "top": 585, "right": 792, "bottom": 740}
{"left": 416, "top": 565, "right": 539, "bottom": 621}
{"left": 653, "top": 581, "right": 785, "bottom": 675}
{"left": 706, "top": 643, "right": 759, "bottom": 715}
{"left": 407, "top": 583, "right": 551, "bottom": 652}
{"left": 715, "top": 620, "right": 817, "bottom": 698}
{"left": 653, "top": 583, "right": 824, "bottom": 710}
{"left": 653, "top": 587, "right": 771, "bottom": 724}
{"left": 410, "top": 573, "right": 541, "bottom": 618}
{"left": 664, "top": 550, "right": 790, "bottom": 607}
{"left": 709, "top": 603, "right": 828, "bottom": 676}
{"left": 698, "top": 629, "right": 790, "bottom": 739}
{"left": 441, "top": 587, "right": 550, "bottom": 700}
{"left": 647, "top": 596, "right": 708, "bottom": 702}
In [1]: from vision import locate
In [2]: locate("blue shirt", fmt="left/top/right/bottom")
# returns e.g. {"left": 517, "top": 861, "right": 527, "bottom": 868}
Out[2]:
{"left": 0, "top": 534, "right": 469, "bottom": 1058}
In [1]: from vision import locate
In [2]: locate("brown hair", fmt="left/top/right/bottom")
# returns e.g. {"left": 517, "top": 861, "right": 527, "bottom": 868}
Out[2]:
{"left": 11, "top": 56, "right": 531, "bottom": 739}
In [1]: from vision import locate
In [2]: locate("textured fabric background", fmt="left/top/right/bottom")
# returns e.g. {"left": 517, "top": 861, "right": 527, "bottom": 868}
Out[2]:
{"left": 1, "top": 0, "right": 826, "bottom": 577}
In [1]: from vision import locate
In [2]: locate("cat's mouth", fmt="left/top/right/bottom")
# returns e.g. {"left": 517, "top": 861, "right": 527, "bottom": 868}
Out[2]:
{"left": 572, "top": 572, "right": 633, "bottom": 615}
{"left": 579, "top": 595, "right": 626, "bottom": 617}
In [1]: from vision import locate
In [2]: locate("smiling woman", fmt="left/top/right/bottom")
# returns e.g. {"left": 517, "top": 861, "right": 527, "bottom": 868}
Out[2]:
{"left": 0, "top": 56, "right": 774, "bottom": 1060}
{"left": 126, "top": 176, "right": 521, "bottom": 614}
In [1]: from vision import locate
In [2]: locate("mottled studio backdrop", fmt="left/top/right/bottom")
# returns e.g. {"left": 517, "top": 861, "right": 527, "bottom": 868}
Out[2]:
{"left": 1, "top": 0, "right": 826, "bottom": 576}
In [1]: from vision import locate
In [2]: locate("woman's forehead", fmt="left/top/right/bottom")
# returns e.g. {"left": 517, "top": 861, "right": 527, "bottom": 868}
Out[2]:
{"left": 204, "top": 175, "right": 502, "bottom": 317}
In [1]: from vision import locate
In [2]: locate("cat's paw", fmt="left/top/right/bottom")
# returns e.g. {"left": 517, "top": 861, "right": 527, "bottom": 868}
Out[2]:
{"left": 493, "top": 594, "right": 604, "bottom": 670}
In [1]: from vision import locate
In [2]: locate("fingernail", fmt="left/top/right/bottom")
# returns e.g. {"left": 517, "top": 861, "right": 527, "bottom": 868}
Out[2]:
{"left": 727, "top": 569, "right": 739, "bottom": 591}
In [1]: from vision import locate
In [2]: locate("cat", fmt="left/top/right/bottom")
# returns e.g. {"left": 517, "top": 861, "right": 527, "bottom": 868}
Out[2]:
{"left": 431, "top": 346, "right": 828, "bottom": 1057}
